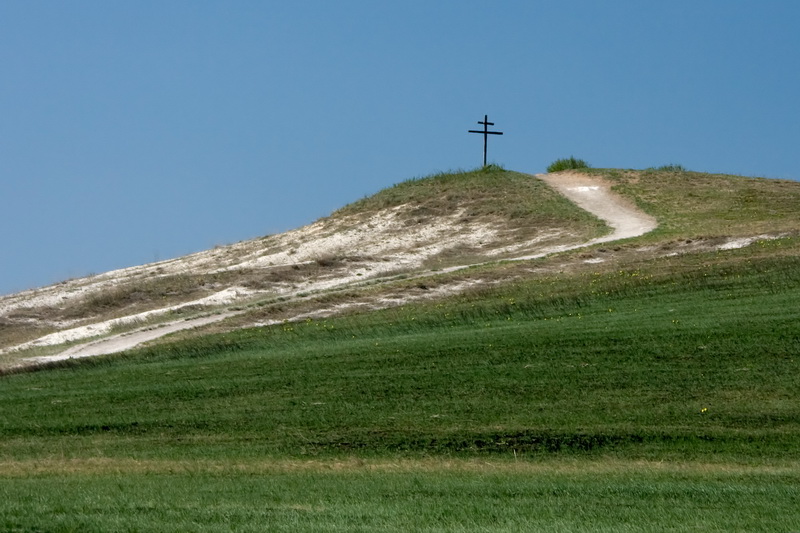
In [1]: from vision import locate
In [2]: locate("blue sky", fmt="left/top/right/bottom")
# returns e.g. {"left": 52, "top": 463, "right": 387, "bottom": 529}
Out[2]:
{"left": 2, "top": 1, "right": 799, "bottom": 295}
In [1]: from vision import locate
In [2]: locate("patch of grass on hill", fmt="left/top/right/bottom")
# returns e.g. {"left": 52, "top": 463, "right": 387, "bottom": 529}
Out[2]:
{"left": 648, "top": 163, "right": 687, "bottom": 172}
{"left": 592, "top": 168, "right": 800, "bottom": 239}
{"left": 59, "top": 273, "right": 227, "bottom": 320}
{"left": 334, "top": 167, "right": 607, "bottom": 238}
{"left": 0, "top": 321, "right": 57, "bottom": 357}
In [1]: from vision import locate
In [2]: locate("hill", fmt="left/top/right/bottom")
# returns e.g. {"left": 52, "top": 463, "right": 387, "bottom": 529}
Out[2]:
{"left": 4, "top": 166, "right": 798, "bottom": 370}
{"left": 1, "top": 166, "right": 797, "bottom": 371}
{"left": 1, "top": 167, "right": 799, "bottom": 530}
{"left": 2, "top": 166, "right": 639, "bottom": 369}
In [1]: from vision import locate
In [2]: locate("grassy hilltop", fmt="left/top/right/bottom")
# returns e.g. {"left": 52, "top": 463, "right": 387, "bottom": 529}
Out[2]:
{"left": 1, "top": 167, "right": 799, "bottom": 531}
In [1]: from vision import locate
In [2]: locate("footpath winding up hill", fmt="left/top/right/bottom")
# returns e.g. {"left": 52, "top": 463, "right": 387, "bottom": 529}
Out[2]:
{"left": 0, "top": 167, "right": 795, "bottom": 370}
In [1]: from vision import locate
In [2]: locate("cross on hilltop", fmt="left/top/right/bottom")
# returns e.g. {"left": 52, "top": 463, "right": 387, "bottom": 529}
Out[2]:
{"left": 468, "top": 114, "right": 503, "bottom": 167}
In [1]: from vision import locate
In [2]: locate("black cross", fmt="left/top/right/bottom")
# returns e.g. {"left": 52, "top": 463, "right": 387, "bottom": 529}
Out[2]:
{"left": 468, "top": 114, "right": 503, "bottom": 167}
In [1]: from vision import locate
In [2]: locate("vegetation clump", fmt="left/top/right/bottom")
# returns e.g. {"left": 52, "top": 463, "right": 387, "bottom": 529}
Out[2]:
{"left": 480, "top": 163, "right": 506, "bottom": 172}
{"left": 547, "top": 156, "right": 591, "bottom": 173}
{"left": 649, "top": 164, "right": 687, "bottom": 172}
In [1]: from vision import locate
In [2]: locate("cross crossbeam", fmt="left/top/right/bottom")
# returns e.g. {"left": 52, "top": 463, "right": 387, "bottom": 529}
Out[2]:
{"left": 468, "top": 114, "right": 503, "bottom": 167}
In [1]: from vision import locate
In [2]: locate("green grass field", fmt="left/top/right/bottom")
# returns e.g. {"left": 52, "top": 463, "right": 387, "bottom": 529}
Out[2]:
{"left": 1, "top": 169, "right": 799, "bottom": 531}
{"left": 2, "top": 461, "right": 798, "bottom": 532}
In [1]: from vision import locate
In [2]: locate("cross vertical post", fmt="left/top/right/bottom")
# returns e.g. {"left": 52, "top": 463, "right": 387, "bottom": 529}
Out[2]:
{"left": 468, "top": 114, "right": 503, "bottom": 167}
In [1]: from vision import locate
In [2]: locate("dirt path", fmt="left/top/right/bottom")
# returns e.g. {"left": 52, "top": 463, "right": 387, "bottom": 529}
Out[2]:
{"left": 536, "top": 171, "right": 657, "bottom": 242}
{"left": 17, "top": 171, "right": 658, "bottom": 367}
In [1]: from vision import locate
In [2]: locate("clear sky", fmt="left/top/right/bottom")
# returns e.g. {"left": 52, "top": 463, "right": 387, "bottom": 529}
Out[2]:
{"left": 2, "top": 1, "right": 799, "bottom": 296}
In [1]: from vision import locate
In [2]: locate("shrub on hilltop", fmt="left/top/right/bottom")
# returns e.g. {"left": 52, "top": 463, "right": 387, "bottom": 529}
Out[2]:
{"left": 547, "top": 157, "right": 591, "bottom": 173}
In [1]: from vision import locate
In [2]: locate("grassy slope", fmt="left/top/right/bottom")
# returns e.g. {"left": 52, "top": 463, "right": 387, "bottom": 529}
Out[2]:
{"left": 335, "top": 167, "right": 604, "bottom": 231}
{"left": 593, "top": 167, "right": 800, "bottom": 238}
{"left": 1, "top": 169, "right": 800, "bottom": 531}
